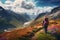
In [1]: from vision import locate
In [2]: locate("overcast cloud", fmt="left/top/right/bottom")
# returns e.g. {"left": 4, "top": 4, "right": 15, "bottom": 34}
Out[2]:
{"left": 0, "top": 0, "right": 58, "bottom": 15}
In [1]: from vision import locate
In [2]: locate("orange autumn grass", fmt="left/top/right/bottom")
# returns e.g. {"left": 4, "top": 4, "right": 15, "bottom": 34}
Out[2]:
{"left": 0, "top": 20, "right": 60, "bottom": 40}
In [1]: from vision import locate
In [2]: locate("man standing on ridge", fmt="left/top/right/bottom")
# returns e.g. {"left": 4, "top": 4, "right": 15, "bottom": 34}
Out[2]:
{"left": 42, "top": 16, "right": 49, "bottom": 33}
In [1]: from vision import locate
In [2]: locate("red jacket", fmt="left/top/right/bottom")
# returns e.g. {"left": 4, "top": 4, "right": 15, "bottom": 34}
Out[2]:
{"left": 42, "top": 18, "right": 49, "bottom": 26}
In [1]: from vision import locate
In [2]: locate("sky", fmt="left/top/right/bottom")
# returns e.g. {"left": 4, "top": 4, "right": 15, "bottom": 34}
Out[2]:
{"left": 0, "top": 0, "right": 5, "bottom": 3}
{"left": 0, "top": 0, "right": 59, "bottom": 15}
{"left": 1, "top": 0, "right": 14, "bottom": 3}
{"left": 34, "top": 0, "right": 60, "bottom": 7}
{"left": 1, "top": 0, "right": 60, "bottom": 6}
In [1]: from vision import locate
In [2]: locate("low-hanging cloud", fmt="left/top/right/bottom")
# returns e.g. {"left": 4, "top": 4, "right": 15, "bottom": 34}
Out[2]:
{"left": 0, "top": 0, "right": 56, "bottom": 15}
{"left": 21, "top": 1, "right": 35, "bottom": 9}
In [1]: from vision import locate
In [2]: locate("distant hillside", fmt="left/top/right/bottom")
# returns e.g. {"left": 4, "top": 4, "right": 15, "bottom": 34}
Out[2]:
{"left": 0, "top": 6, "right": 31, "bottom": 32}
{"left": 29, "top": 6, "right": 60, "bottom": 27}
{"left": 51, "top": 6, "right": 60, "bottom": 14}
{"left": 34, "top": 13, "right": 47, "bottom": 21}
{"left": 35, "top": 6, "right": 60, "bottom": 20}
{"left": 50, "top": 6, "right": 60, "bottom": 19}
{"left": 0, "top": 6, "right": 60, "bottom": 40}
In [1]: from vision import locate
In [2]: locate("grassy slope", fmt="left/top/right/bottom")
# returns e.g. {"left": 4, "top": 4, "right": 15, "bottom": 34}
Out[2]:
{"left": 0, "top": 16, "right": 60, "bottom": 40}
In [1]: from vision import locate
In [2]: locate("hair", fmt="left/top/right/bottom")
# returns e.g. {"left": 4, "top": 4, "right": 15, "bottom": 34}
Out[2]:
{"left": 45, "top": 18, "right": 49, "bottom": 22}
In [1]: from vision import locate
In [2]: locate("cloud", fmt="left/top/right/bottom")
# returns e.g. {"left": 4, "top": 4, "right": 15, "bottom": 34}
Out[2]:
{"left": 0, "top": 1, "right": 5, "bottom": 8}
{"left": 12, "top": 0, "right": 54, "bottom": 14}
{"left": 0, "top": 1, "right": 3, "bottom": 6}
{"left": 21, "top": 1, "right": 35, "bottom": 9}
{"left": 13, "top": 0, "right": 25, "bottom": 6}
{"left": 4, "top": 0, "right": 13, "bottom": 9}
{"left": 0, "top": 0, "right": 56, "bottom": 15}
{"left": 34, "top": 6, "right": 54, "bottom": 14}
{"left": 11, "top": 0, "right": 36, "bottom": 14}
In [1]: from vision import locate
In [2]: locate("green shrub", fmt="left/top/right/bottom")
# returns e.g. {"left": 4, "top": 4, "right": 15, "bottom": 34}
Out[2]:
{"left": 36, "top": 33, "right": 56, "bottom": 40}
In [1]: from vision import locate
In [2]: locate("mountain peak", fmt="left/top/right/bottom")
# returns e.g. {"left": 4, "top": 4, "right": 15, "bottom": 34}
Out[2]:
{"left": 51, "top": 6, "right": 60, "bottom": 14}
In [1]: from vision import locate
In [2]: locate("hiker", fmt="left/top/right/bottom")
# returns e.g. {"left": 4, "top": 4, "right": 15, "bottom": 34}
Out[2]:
{"left": 42, "top": 16, "right": 49, "bottom": 33}
{"left": 0, "top": 36, "right": 7, "bottom": 40}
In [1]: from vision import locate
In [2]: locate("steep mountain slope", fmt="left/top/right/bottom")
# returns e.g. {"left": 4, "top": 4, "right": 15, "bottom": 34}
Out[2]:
{"left": 0, "top": 6, "right": 30, "bottom": 32}
{"left": 34, "top": 6, "right": 60, "bottom": 21}
{"left": 28, "top": 6, "right": 60, "bottom": 28}
{"left": 0, "top": 6, "right": 60, "bottom": 40}
{"left": 50, "top": 6, "right": 60, "bottom": 19}
{"left": 34, "top": 13, "right": 47, "bottom": 21}
{"left": 51, "top": 6, "right": 60, "bottom": 14}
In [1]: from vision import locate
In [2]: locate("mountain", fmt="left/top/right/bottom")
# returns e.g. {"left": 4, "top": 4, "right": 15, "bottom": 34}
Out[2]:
{"left": 51, "top": 6, "right": 60, "bottom": 14}
{"left": 34, "top": 13, "right": 47, "bottom": 21}
{"left": 0, "top": 6, "right": 31, "bottom": 32}
{"left": 50, "top": 6, "right": 60, "bottom": 19}
{"left": 0, "top": 6, "right": 60, "bottom": 40}
{"left": 33, "top": 6, "right": 60, "bottom": 21}
{"left": 7, "top": 10, "right": 31, "bottom": 23}
{"left": 21, "top": 13, "right": 31, "bottom": 21}
{"left": 29, "top": 6, "right": 60, "bottom": 27}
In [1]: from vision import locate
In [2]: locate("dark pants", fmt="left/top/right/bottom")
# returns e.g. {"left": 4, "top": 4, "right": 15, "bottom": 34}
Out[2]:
{"left": 43, "top": 25, "right": 48, "bottom": 33}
